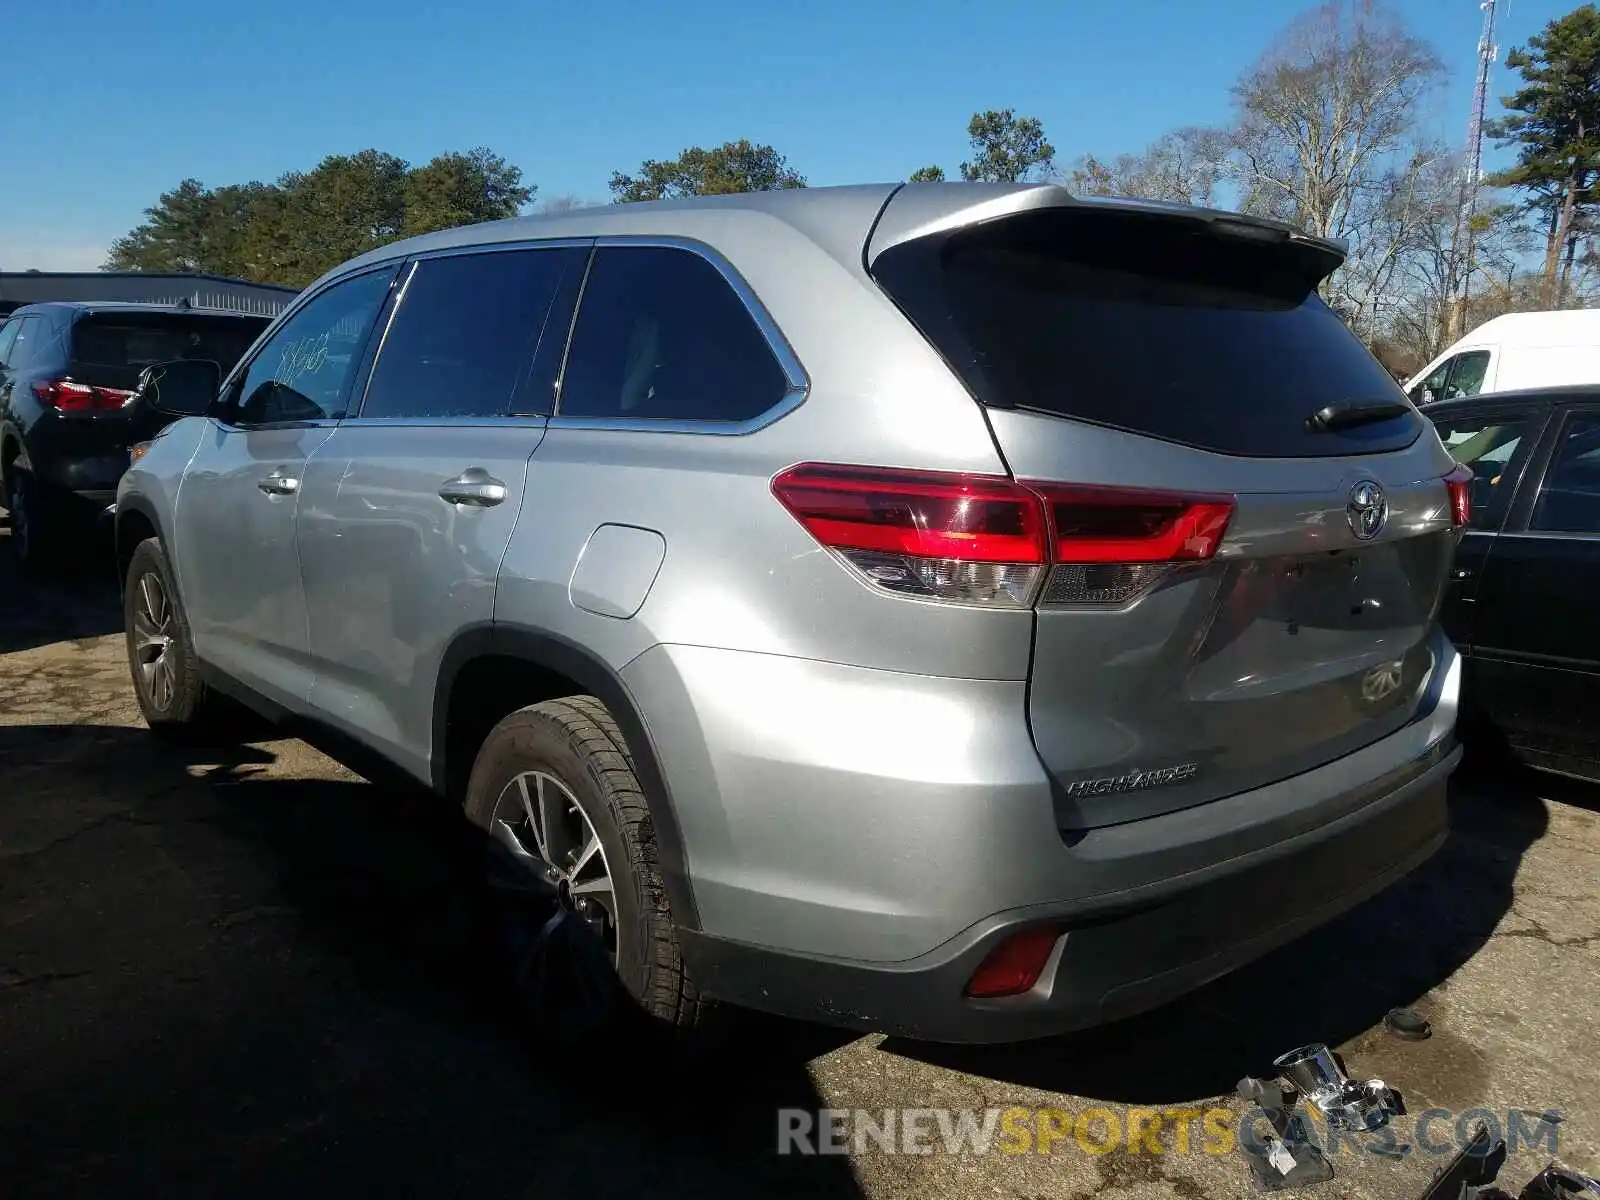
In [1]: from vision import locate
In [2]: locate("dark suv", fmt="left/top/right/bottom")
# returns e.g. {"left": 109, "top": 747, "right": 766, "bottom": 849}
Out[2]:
{"left": 0, "top": 301, "right": 270, "bottom": 571}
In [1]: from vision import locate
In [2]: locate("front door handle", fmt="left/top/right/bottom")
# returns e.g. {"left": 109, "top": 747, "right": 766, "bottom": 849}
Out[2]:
{"left": 439, "top": 467, "right": 508, "bottom": 508}
{"left": 257, "top": 470, "right": 299, "bottom": 496}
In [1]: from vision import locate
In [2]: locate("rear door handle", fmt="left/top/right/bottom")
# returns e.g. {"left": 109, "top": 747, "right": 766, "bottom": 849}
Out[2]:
{"left": 439, "top": 467, "right": 508, "bottom": 508}
{"left": 257, "top": 470, "right": 299, "bottom": 496}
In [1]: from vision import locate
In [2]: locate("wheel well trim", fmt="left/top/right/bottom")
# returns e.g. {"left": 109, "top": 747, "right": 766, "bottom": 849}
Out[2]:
{"left": 113, "top": 494, "right": 167, "bottom": 592}
{"left": 434, "top": 624, "right": 701, "bottom": 932}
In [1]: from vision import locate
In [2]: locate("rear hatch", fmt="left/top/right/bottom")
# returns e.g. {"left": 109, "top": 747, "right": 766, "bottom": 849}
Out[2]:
{"left": 64, "top": 310, "right": 268, "bottom": 444}
{"left": 870, "top": 193, "right": 1460, "bottom": 827}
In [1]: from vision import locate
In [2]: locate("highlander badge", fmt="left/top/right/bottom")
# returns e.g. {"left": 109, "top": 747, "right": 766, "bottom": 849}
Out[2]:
{"left": 1062, "top": 762, "right": 1199, "bottom": 799}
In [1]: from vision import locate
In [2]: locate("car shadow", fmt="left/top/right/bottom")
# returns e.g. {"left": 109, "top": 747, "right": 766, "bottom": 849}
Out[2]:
{"left": 880, "top": 757, "right": 1555, "bottom": 1107}
{"left": 0, "top": 525, "right": 124, "bottom": 654}
{"left": 0, "top": 723, "right": 862, "bottom": 1199}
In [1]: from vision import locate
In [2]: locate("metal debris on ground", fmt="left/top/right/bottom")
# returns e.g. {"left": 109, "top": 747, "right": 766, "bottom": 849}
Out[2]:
{"left": 1273, "top": 1041, "right": 1402, "bottom": 1132}
{"left": 1414, "top": 1121, "right": 1508, "bottom": 1200}
{"left": 1235, "top": 1074, "right": 1335, "bottom": 1192}
{"left": 1519, "top": 1162, "right": 1600, "bottom": 1199}
{"left": 1384, "top": 1005, "right": 1434, "bottom": 1040}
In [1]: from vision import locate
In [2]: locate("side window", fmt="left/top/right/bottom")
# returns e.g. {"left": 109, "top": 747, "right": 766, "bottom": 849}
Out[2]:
{"left": 226, "top": 269, "right": 395, "bottom": 426}
{"left": 360, "top": 247, "right": 584, "bottom": 420}
{"left": 1531, "top": 414, "right": 1600, "bottom": 535}
{"left": 1446, "top": 351, "right": 1490, "bottom": 399}
{"left": 558, "top": 246, "right": 791, "bottom": 423}
{"left": 1433, "top": 412, "right": 1534, "bottom": 529}
{"left": 0, "top": 319, "right": 20, "bottom": 367}
{"left": 1410, "top": 357, "right": 1454, "bottom": 403}
{"left": 5, "top": 317, "right": 41, "bottom": 371}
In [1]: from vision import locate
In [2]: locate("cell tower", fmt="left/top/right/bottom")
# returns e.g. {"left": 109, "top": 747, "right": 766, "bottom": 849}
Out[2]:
{"left": 1465, "top": 0, "right": 1500, "bottom": 187}
{"left": 1453, "top": 0, "right": 1500, "bottom": 330}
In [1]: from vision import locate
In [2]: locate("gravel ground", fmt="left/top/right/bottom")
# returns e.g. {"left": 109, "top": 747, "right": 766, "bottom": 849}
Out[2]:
{"left": 1, "top": 525, "right": 1595, "bottom": 1199}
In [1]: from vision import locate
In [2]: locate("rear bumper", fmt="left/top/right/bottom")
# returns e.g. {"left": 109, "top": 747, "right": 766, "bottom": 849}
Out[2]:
{"left": 23, "top": 418, "right": 131, "bottom": 497}
{"left": 681, "top": 740, "right": 1456, "bottom": 1043}
{"left": 624, "top": 635, "right": 1463, "bottom": 1043}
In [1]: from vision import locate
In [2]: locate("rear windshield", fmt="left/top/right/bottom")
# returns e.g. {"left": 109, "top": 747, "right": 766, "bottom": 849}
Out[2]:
{"left": 72, "top": 313, "right": 268, "bottom": 375}
{"left": 870, "top": 207, "right": 1421, "bottom": 458}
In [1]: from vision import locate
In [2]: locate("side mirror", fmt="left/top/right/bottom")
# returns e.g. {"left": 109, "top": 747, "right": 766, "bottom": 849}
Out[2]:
{"left": 141, "top": 358, "right": 220, "bottom": 418}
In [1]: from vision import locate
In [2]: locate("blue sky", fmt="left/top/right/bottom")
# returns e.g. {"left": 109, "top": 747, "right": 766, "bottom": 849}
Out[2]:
{"left": 0, "top": 0, "right": 1577, "bottom": 271}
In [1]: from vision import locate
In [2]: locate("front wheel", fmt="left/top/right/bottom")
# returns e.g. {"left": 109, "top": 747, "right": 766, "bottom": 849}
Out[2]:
{"left": 464, "top": 698, "right": 705, "bottom": 1038}
{"left": 124, "top": 537, "right": 222, "bottom": 737}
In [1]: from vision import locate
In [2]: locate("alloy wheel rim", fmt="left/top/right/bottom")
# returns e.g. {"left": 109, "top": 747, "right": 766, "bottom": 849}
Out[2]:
{"left": 487, "top": 769, "right": 620, "bottom": 1028}
{"left": 132, "top": 571, "right": 176, "bottom": 711}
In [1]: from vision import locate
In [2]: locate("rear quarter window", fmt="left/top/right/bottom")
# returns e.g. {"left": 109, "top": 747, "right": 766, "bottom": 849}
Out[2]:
{"left": 871, "top": 207, "right": 1423, "bottom": 459}
{"left": 557, "top": 245, "right": 791, "bottom": 424}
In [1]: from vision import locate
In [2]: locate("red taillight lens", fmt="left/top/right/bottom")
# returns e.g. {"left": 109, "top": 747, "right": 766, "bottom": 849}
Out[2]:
{"left": 771, "top": 464, "right": 1049, "bottom": 607}
{"left": 1029, "top": 485, "right": 1235, "bottom": 564}
{"left": 32, "top": 378, "right": 135, "bottom": 413}
{"left": 772, "top": 464, "right": 1238, "bottom": 609}
{"left": 966, "top": 926, "right": 1062, "bottom": 998}
{"left": 771, "top": 464, "right": 1048, "bottom": 563}
{"left": 1443, "top": 463, "right": 1473, "bottom": 528}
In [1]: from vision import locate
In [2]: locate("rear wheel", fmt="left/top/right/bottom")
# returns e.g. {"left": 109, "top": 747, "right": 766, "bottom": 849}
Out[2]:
{"left": 464, "top": 698, "right": 705, "bottom": 1039}
{"left": 7, "top": 467, "right": 63, "bottom": 576}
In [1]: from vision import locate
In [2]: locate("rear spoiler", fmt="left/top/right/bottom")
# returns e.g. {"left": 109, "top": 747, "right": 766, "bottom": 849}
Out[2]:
{"left": 868, "top": 183, "right": 1348, "bottom": 283}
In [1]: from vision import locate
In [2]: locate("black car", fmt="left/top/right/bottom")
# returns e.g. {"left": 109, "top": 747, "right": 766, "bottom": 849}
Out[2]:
{"left": 0, "top": 301, "right": 270, "bottom": 572}
{"left": 1428, "top": 388, "right": 1600, "bottom": 782}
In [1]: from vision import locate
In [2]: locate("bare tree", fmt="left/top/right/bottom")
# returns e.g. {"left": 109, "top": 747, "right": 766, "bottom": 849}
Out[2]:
{"left": 1230, "top": 2, "right": 1444, "bottom": 241}
{"left": 1379, "top": 184, "right": 1530, "bottom": 364}
{"left": 1068, "top": 127, "right": 1231, "bottom": 207}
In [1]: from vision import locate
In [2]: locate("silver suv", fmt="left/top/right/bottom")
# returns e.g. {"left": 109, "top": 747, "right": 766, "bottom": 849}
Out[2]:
{"left": 116, "top": 183, "right": 1467, "bottom": 1043}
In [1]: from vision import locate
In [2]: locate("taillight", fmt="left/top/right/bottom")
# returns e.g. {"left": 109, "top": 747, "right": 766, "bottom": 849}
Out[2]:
{"left": 966, "top": 926, "right": 1062, "bottom": 998}
{"left": 771, "top": 464, "right": 1235, "bottom": 609}
{"left": 770, "top": 464, "right": 1048, "bottom": 608}
{"left": 32, "top": 379, "right": 136, "bottom": 413}
{"left": 1029, "top": 483, "right": 1235, "bottom": 606}
{"left": 1443, "top": 463, "right": 1473, "bottom": 528}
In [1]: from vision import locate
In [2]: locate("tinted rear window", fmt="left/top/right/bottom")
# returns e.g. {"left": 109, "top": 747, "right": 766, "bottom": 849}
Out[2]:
{"left": 871, "top": 207, "right": 1421, "bottom": 458}
{"left": 72, "top": 313, "right": 268, "bottom": 374}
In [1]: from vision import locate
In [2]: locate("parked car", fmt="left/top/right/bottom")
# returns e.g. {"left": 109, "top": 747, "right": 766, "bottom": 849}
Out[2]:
{"left": 1407, "top": 309, "right": 1600, "bottom": 405}
{"left": 115, "top": 183, "right": 1467, "bottom": 1043}
{"left": 1428, "top": 388, "right": 1600, "bottom": 782}
{"left": 0, "top": 301, "right": 270, "bottom": 572}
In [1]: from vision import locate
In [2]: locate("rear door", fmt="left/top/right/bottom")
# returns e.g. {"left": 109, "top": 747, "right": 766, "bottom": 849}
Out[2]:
{"left": 1466, "top": 404, "right": 1600, "bottom": 778}
{"left": 296, "top": 243, "right": 588, "bottom": 782}
{"left": 1425, "top": 400, "right": 1551, "bottom": 646}
{"left": 871, "top": 199, "right": 1463, "bottom": 826}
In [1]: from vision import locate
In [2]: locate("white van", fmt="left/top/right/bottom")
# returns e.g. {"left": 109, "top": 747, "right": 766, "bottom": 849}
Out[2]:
{"left": 1408, "top": 309, "right": 1600, "bottom": 404}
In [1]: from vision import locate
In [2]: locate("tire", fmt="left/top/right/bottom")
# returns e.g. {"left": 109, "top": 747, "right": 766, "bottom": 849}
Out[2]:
{"left": 7, "top": 467, "right": 63, "bottom": 577}
{"left": 124, "top": 537, "right": 226, "bottom": 739}
{"left": 464, "top": 697, "right": 705, "bottom": 1039}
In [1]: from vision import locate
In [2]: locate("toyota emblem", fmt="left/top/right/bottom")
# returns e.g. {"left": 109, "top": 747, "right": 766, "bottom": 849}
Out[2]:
{"left": 1347, "top": 481, "right": 1388, "bottom": 540}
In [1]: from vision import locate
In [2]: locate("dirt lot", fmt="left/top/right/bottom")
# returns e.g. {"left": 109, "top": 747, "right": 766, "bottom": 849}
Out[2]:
{"left": 1, "top": 526, "right": 1597, "bottom": 1199}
